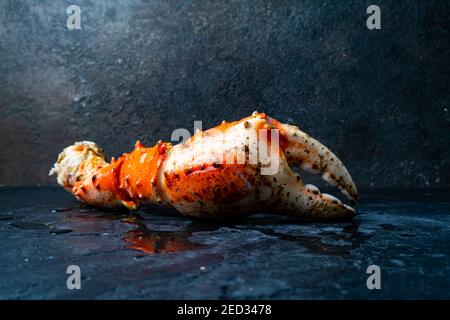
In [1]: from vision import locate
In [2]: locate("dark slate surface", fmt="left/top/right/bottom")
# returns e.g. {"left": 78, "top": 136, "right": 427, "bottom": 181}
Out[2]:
{"left": 0, "top": 187, "right": 449, "bottom": 299}
{"left": 0, "top": 0, "right": 449, "bottom": 187}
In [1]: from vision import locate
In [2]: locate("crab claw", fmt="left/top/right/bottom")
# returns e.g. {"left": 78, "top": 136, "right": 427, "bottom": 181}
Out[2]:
{"left": 159, "top": 112, "right": 358, "bottom": 220}
{"left": 267, "top": 116, "right": 359, "bottom": 203}
{"left": 267, "top": 169, "right": 357, "bottom": 221}
{"left": 50, "top": 113, "right": 359, "bottom": 221}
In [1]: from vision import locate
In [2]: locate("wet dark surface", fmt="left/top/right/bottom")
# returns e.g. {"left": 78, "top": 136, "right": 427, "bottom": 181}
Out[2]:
{"left": 0, "top": 187, "right": 449, "bottom": 299}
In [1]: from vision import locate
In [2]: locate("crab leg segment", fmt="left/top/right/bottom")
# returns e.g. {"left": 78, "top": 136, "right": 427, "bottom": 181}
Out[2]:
{"left": 49, "top": 141, "right": 171, "bottom": 209}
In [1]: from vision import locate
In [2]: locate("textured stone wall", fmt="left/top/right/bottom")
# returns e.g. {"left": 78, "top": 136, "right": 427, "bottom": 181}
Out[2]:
{"left": 0, "top": 0, "right": 449, "bottom": 187}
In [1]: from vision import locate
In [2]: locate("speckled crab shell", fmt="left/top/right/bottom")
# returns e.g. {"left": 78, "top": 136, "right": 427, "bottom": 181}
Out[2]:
{"left": 50, "top": 112, "right": 358, "bottom": 221}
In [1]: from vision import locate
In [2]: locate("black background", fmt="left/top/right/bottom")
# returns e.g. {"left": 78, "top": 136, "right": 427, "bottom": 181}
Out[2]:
{"left": 0, "top": 0, "right": 449, "bottom": 187}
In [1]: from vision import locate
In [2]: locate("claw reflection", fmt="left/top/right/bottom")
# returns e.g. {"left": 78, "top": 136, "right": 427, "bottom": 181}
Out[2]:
{"left": 64, "top": 209, "right": 369, "bottom": 256}
{"left": 122, "top": 216, "right": 205, "bottom": 254}
{"left": 65, "top": 211, "right": 209, "bottom": 254}
{"left": 251, "top": 220, "right": 371, "bottom": 255}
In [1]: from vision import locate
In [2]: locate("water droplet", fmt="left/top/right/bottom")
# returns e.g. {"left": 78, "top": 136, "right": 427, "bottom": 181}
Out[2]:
{"left": 49, "top": 228, "right": 73, "bottom": 234}
{"left": 51, "top": 208, "right": 73, "bottom": 213}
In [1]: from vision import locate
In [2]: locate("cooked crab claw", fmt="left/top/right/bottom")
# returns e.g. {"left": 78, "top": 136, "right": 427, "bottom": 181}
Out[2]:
{"left": 50, "top": 112, "right": 359, "bottom": 221}
{"left": 266, "top": 116, "right": 359, "bottom": 202}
